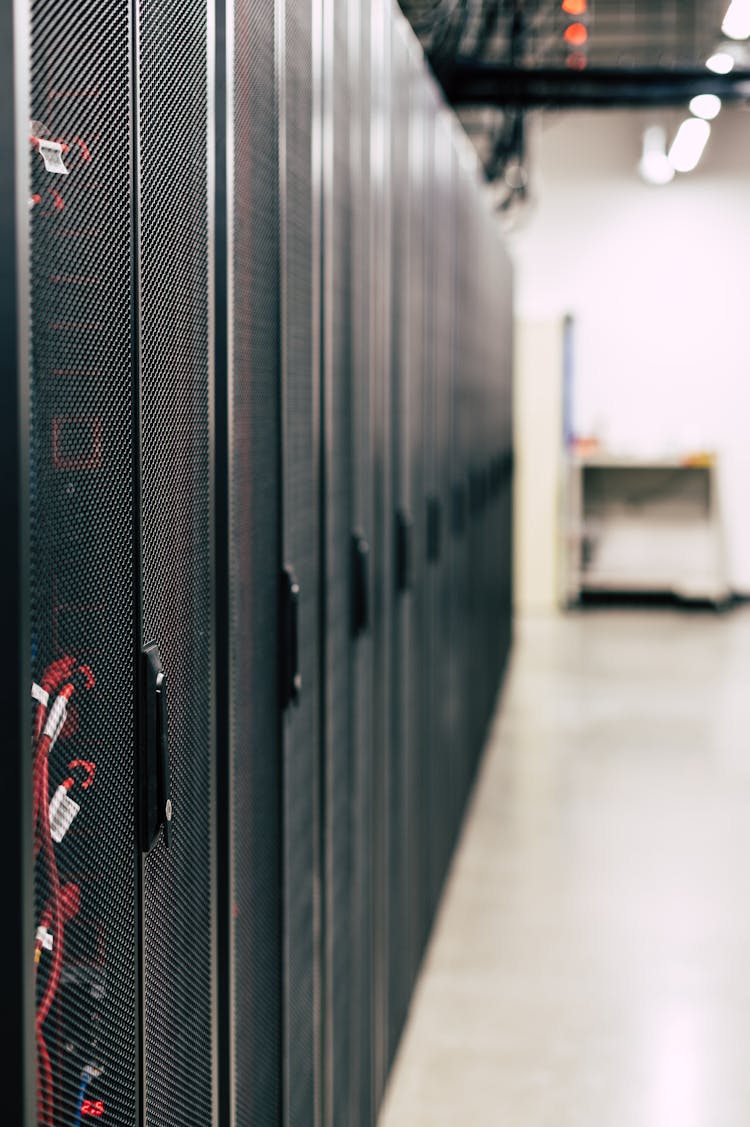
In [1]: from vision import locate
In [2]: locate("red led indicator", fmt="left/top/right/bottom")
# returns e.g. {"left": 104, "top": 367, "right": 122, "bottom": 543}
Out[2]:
{"left": 564, "top": 22, "right": 588, "bottom": 45}
{"left": 562, "top": 0, "right": 587, "bottom": 13}
{"left": 81, "top": 1099, "right": 105, "bottom": 1117}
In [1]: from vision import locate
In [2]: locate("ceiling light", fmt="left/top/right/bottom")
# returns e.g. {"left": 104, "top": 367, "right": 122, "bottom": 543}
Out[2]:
{"left": 639, "top": 150, "right": 675, "bottom": 186}
{"left": 638, "top": 126, "right": 675, "bottom": 186}
{"left": 722, "top": 0, "right": 750, "bottom": 40}
{"left": 564, "top": 22, "right": 588, "bottom": 46}
{"left": 668, "top": 118, "right": 711, "bottom": 173}
{"left": 706, "top": 51, "right": 735, "bottom": 72}
{"left": 689, "top": 93, "right": 722, "bottom": 119}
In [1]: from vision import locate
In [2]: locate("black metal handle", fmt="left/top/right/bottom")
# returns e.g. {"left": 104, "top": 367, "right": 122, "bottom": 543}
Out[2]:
{"left": 469, "top": 469, "right": 485, "bottom": 518}
{"left": 141, "top": 641, "right": 172, "bottom": 852}
{"left": 280, "top": 566, "right": 301, "bottom": 709}
{"left": 395, "top": 509, "right": 413, "bottom": 593}
{"left": 351, "top": 531, "right": 370, "bottom": 636}
{"left": 451, "top": 483, "right": 466, "bottom": 537}
{"left": 426, "top": 496, "right": 442, "bottom": 563}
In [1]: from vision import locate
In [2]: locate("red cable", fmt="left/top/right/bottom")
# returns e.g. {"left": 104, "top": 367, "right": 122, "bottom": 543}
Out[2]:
{"left": 33, "top": 734, "right": 51, "bottom": 862}
{"left": 35, "top": 744, "right": 61, "bottom": 1127}
{"left": 32, "top": 658, "right": 95, "bottom": 1127}
{"left": 34, "top": 655, "right": 76, "bottom": 739}
{"left": 36, "top": 1027, "right": 54, "bottom": 1127}
{"left": 36, "top": 754, "right": 63, "bottom": 1028}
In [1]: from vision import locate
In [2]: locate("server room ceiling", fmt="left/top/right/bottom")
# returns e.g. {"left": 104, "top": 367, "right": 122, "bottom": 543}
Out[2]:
{"left": 398, "top": 0, "right": 750, "bottom": 196}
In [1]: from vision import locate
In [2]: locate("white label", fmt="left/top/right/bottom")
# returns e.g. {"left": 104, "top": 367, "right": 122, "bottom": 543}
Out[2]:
{"left": 31, "top": 682, "right": 49, "bottom": 707}
{"left": 44, "top": 695, "right": 67, "bottom": 744}
{"left": 49, "top": 786, "right": 80, "bottom": 843}
{"left": 35, "top": 926, "right": 53, "bottom": 951}
{"left": 38, "top": 139, "right": 68, "bottom": 175}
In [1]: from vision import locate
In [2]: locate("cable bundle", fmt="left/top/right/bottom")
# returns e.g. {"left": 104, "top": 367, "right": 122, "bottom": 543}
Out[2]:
{"left": 32, "top": 657, "right": 95, "bottom": 1127}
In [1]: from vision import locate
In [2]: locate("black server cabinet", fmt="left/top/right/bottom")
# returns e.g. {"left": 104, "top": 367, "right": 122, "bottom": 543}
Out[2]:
{"left": 431, "top": 109, "right": 456, "bottom": 891}
{"left": 348, "top": 0, "right": 375, "bottom": 1120}
{"left": 496, "top": 242, "right": 515, "bottom": 679}
{"left": 445, "top": 141, "right": 465, "bottom": 843}
{"left": 385, "top": 11, "right": 413, "bottom": 1075}
{"left": 320, "top": 0, "right": 355, "bottom": 1121}
{"left": 451, "top": 156, "right": 475, "bottom": 820}
{"left": 137, "top": 0, "right": 216, "bottom": 1121}
{"left": 278, "top": 0, "right": 322, "bottom": 1121}
{"left": 228, "top": 0, "right": 283, "bottom": 1121}
{"left": 421, "top": 78, "right": 441, "bottom": 930}
{"left": 27, "top": 3, "right": 139, "bottom": 1125}
{"left": 21, "top": 0, "right": 218, "bottom": 1122}
{"left": 6, "top": 3, "right": 37, "bottom": 1120}
{"left": 404, "top": 56, "right": 429, "bottom": 988}
{"left": 369, "top": 0, "right": 393, "bottom": 1109}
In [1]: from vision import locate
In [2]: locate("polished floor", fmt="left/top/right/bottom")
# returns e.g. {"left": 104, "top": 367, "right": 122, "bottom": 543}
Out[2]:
{"left": 379, "top": 606, "right": 750, "bottom": 1127}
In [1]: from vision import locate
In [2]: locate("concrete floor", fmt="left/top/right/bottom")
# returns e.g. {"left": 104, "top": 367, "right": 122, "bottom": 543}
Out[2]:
{"left": 378, "top": 606, "right": 750, "bottom": 1127}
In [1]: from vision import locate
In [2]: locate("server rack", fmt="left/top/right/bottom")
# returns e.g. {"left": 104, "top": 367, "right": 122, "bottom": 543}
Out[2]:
{"left": 4, "top": 3, "right": 34, "bottom": 1120}
{"left": 320, "top": 0, "right": 355, "bottom": 1120}
{"left": 227, "top": 0, "right": 284, "bottom": 1120}
{"left": 421, "top": 77, "right": 442, "bottom": 933}
{"left": 137, "top": 1, "right": 217, "bottom": 1121}
{"left": 278, "top": 0, "right": 322, "bottom": 1120}
{"left": 451, "top": 151, "right": 477, "bottom": 822}
{"left": 403, "top": 53, "right": 433, "bottom": 991}
{"left": 432, "top": 107, "right": 456, "bottom": 899}
{"left": 369, "top": 0, "right": 394, "bottom": 1107}
{"left": 446, "top": 139, "right": 468, "bottom": 855}
{"left": 385, "top": 12, "right": 413, "bottom": 1074}
{"left": 347, "top": 0, "right": 376, "bottom": 1120}
{"left": 11, "top": 0, "right": 515, "bottom": 1123}
{"left": 27, "top": 5, "right": 139, "bottom": 1126}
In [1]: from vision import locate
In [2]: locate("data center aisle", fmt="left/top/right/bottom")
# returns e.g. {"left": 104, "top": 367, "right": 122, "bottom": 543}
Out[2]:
{"left": 378, "top": 606, "right": 750, "bottom": 1126}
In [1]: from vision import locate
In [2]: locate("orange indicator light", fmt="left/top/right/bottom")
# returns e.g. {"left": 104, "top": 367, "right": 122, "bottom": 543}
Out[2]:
{"left": 564, "top": 22, "right": 588, "bottom": 46}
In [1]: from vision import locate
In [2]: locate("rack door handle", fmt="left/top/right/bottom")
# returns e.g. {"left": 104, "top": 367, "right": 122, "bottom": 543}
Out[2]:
{"left": 141, "top": 641, "right": 173, "bottom": 852}
{"left": 426, "top": 496, "right": 442, "bottom": 563}
{"left": 395, "top": 509, "right": 413, "bottom": 592}
{"left": 351, "top": 531, "right": 370, "bottom": 637}
{"left": 280, "top": 566, "right": 301, "bottom": 709}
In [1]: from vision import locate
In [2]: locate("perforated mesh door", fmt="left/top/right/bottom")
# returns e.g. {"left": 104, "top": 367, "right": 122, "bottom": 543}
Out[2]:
{"left": 231, "top": 0, "right": 283, "bottom": 1121}
{"left": 404, "top": 59, "right": 429, "bottom": 986}
{"left": 348, "top": 0, "right": 375, "bottom": 1119}
{"left": 495, "top": 243, "right": 514, "bottom": 681}
{"left": 449, "top": 159, "right": 472, "bottom": 830}
{"left": 28, "top": 2, "right": 137, "bottom": 1123}
{"left": 369, "top": 1, "right": 393, "bottom": 1108}
{"left": 420, "top": 79, "right": 440, "bottom": 936}
{"left": 138, "top": 0, "right": 215, "bottom": 1122}
{"left": 432, "top": 114, "right": 455, "bottom": 894}
{"left": 279, "top": 0, "right": 320, "bottom": 1121}
{"left": 385, "top": 15, "right": 412, "bottom": 1074}
{"left": 321, "top": 0, "right": 354, "bottom": 1121}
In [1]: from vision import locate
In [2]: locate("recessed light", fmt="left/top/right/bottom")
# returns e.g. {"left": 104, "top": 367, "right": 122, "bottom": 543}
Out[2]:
{"left": 706, "top": 51, "right": 735, "bottom": 73}
{"left": 722, "top": 0, "right": 750, "bottom": 40}
{"left": 689, "top": 93, "right": 722, "bottom": 119}
{"left": 668, "top": 118, "right": 711, "bottom": 173}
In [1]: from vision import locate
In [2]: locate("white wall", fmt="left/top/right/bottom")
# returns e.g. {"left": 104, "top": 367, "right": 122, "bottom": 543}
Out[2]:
{"left": 513, "top": 318, "right": 565, "bottom": 613}
{"left": 508, "top": 108, "right": 750, "bottom": 591}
